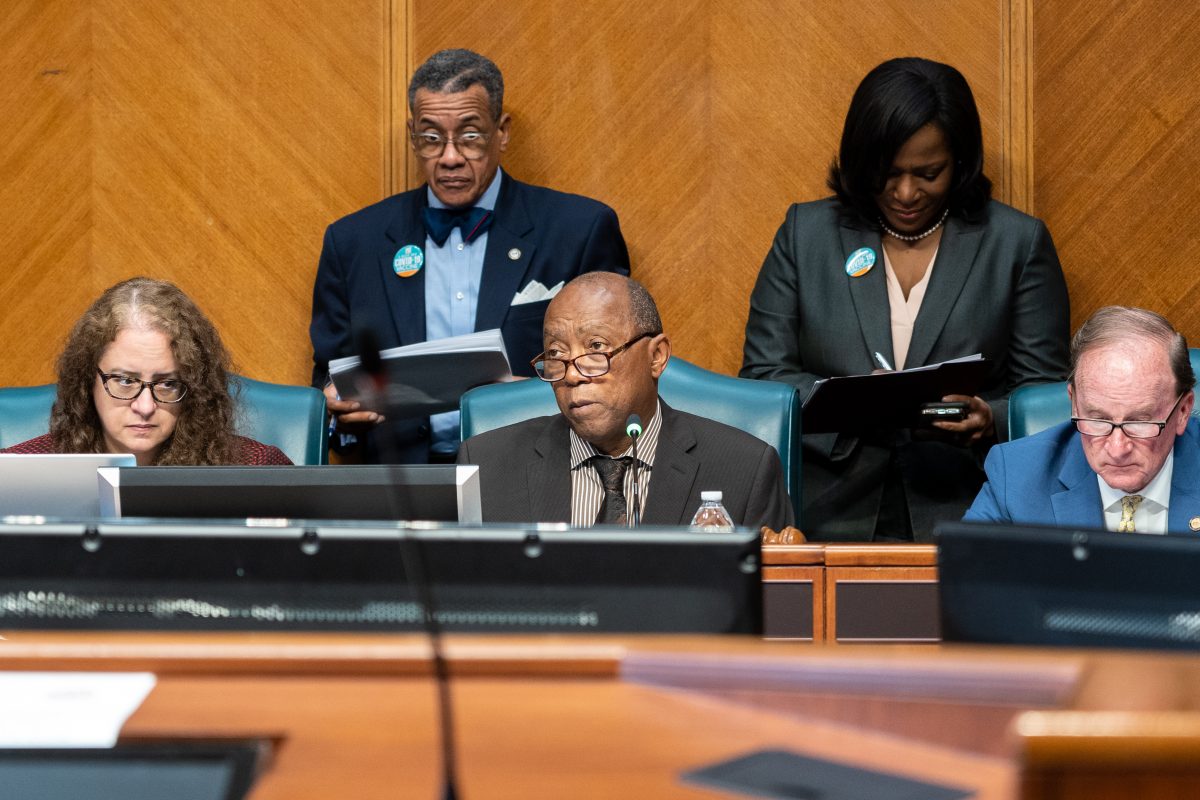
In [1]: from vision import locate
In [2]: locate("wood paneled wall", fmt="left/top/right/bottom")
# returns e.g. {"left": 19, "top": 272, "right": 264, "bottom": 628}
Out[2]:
{"left": 1033, "top": 2, "right": 1200, "bottom": 340}
{"left": 0, "top": 0, "right": 392, "bottom": 386}
{"left": 1, "top": 1, "right": 1197, "bottom": 387}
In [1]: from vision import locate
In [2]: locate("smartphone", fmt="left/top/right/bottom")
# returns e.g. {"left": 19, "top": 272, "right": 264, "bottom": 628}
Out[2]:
{"left": 919, "top": 401, "right": 969, "bottom": 423}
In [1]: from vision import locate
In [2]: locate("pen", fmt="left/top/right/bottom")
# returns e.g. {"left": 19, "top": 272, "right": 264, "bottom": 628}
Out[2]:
{"left": 873, "top": 351, "right": 894, "bottom": 371}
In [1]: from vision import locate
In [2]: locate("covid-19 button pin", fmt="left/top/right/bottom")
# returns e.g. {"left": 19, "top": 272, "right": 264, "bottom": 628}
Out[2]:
{"left": 844, "top": 247, "right": 876, "bottom": 278}
{"left": 393, "top": 244, "right": 424, "bottom": 278}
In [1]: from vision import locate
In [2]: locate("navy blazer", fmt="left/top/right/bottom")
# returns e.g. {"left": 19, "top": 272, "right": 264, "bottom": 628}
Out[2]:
{"left": 965, "top": 419, "right": 1200, "bottom": 531}
{"left": 310, "top": 173, "right": 629, "bottom": 462}
{"left": 457, "top": 402, "right": 794, "bottom": 532}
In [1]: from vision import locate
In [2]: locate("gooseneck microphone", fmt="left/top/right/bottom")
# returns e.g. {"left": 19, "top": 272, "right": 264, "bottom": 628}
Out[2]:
{"left": 626, "top": 414, "right": 643, "bottom": 528}
{"left": 354, "top": 326, "right": 461, "bottom": 800}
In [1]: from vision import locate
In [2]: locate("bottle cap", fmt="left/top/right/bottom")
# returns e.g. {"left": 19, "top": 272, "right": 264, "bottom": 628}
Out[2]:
{"left": 701, "top": 490, "right": 723, "bottom": 502}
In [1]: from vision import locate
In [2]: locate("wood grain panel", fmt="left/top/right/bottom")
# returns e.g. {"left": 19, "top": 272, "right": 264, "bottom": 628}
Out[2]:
{"left": 89, "top": 0, "right": 389, "bottom": 384}
{"left": 0, "top": 1, "right": 395, "bottom": 388}
{"left": 414, "top": 1, "right": 1008, "bottom": 375}
{"left": 1034, "top": 2, "right": 1200, "bottom": 341}
{"left": 0, "top": 1, "right": 95, "bottom": 384}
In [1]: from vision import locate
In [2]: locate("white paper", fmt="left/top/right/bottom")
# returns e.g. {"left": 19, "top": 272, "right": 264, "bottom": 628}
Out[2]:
{"left": 0, "top": 671, "right": 156, "bottom": 748}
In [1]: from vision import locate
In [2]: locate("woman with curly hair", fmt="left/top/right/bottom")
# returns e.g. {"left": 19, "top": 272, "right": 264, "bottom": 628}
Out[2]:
{"left": 3, "top": 277, "right": 291, "bottom": 465}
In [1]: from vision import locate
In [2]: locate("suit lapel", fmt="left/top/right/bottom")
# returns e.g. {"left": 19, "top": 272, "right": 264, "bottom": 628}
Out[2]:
{"left": 380, "top": 192, "right": 429, "bottom": 345}
{"left": 528, "top": 416, "right": 573, "bottom": 522}
{"left": 1051, "top": 435, "right": 1105, "bottom": 529}
{"left": 476, "top": 176, "right": 537, "bottom": 332}
{"left": 839, "top": 221, "right": 894, "bottom": 367}
{"left": 1168, "top": 420, "right": 1200, "bottom": 532}
{"left": 642, "top": 404, "right": 700, "bottom": 526}
{"left": 905, "top": 215, "right": 984, "bottom": 368}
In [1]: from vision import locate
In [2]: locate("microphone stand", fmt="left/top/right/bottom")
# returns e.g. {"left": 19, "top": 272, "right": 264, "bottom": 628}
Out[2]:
{"left": 354, "top": 328, "right": 461, "bottom": 800}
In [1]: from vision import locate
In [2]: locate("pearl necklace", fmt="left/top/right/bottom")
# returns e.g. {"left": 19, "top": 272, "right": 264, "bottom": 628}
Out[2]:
{"left": 879, "top": 207, "right": 949, "bottom": 242}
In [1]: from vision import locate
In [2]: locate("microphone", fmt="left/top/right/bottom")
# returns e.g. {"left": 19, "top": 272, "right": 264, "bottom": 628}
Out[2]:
{"left": 356, "top": 326, "right": 461, "bottom": 800}
{"left": 626, "top": 414, "right": 643, "bottom": 528}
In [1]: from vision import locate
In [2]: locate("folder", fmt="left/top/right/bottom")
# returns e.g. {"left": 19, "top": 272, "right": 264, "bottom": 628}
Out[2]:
{"left": 329, "top": 329, "right": 512, "bottom": 417}
{"left": 801, "top": 355, "right": 991, "bottom": 434}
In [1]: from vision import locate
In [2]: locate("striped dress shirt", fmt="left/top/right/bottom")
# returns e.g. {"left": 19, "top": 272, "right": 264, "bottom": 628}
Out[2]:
{"left": 568, "top": 402, "right": 662, "bottom": 527}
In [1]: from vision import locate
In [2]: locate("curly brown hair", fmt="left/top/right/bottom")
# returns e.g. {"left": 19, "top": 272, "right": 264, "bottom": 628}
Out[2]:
{"left": 50, "top": 277, "right": 238, "bottom": 464}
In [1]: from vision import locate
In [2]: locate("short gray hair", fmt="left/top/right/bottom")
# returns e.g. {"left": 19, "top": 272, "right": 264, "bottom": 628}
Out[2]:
{"left": 1069, "top": 306, "right": 1193, "bottom": 395}
{"left": 408, "top": 49, "right": 504, "bottom": 120}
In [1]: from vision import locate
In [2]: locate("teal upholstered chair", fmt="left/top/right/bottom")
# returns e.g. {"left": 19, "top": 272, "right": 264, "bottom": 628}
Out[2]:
{"left": 459, "top": 357, "right": 801, "bottom": 517}
{"left": 1008, "top": 348, "right": 1200, "bottom": 440}
{"left": 0, "top": 376, "right": 328, "bottom": 465}
{"left": 0, "top": 384, "right": 56, "bottom": 451}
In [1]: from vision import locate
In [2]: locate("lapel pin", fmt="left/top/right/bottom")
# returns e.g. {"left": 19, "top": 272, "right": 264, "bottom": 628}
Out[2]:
{"left": 844, "top": 247, "right": 875, "bottom": 278}
{"left": 507, "top": 248, "right": 522, "bottom": 261}
{"left": 393, "top": 244, "right": 423, "bottom": 278}
{"left": 1190, "top": 517, "right": 1200, "bottom": 532}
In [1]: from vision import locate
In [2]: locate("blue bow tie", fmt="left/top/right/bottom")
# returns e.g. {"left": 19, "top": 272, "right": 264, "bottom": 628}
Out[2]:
{"left": 424, "top": 205, "right": 493, "bottom": 247}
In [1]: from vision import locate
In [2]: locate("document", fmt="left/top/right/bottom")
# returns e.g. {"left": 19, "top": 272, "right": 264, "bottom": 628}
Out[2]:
{"left": 801, "top": 355, "right": 991, "bottom": 434}
{"left": 329, "top": 328, "right": 513, "bottom": 417}
{"left": 0, "top": 671, "right": 156, "bottom": 747}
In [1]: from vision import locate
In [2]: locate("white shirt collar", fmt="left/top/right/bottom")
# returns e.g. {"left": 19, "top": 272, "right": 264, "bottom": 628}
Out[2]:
{"left": 1098, "top": 449, "right": 1173, "bottom": 533}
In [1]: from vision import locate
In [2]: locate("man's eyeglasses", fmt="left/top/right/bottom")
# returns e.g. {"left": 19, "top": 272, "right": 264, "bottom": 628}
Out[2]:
{"left": 409, "top": 130, "right": 492, "bottom": 160}
{"left": 1072, "top": 392, "right": 1187, "bottom": 438}
{"left": 531, "top": 332, "right": 656, "bottom": 383}
{"left": 97, "top": 369, "right": 188, "bottom": 403}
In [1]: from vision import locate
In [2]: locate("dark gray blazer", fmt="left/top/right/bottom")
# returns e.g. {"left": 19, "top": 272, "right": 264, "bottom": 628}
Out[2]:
{"left": 457, "top": 401, "right": 794, "bottom": 532}
{"left": 740, "top": 198, "right": 1070, "bottom": 540}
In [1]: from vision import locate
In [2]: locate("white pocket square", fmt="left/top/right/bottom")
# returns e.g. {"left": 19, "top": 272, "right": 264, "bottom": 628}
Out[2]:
{"left": 511, "top": 279, "right": 564, "bottom": 306}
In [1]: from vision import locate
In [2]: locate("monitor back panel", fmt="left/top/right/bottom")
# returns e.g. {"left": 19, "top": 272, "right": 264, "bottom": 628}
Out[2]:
{"left": 0, "top": 454, "right": 136, "bottom": 518}
{"left": 938, "top": 521, "right": 1200, "bottom": 651}
{"left": 0, "top": 524, "right": 761, "bottom": 634}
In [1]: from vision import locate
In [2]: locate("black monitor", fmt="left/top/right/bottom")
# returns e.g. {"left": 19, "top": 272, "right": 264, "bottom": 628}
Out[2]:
{"left": 97, "top": 465, "right": 480, "bottom": 523}
{"left": 0, "top": 521, "right": 762, "bottom": 634}
{"left": 937, "top": 521, "right": 1200, "bottom": 651}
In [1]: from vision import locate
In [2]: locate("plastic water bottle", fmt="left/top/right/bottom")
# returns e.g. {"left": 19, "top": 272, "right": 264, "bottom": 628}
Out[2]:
{"left": 690, "top": 491, "right": 734, "bottom": 532}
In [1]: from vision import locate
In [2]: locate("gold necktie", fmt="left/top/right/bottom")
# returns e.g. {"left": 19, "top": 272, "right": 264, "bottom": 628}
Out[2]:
{"left": 1118, "top": 494, "right": 1144, "bottom": 533}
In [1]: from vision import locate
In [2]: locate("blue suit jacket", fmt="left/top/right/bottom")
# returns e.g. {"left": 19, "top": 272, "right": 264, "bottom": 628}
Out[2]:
{"left": 310, "top": 173, "right": 630, "bottom": 462}
{"left": 964, "top": 419, "right": 1200, "bottom": 531}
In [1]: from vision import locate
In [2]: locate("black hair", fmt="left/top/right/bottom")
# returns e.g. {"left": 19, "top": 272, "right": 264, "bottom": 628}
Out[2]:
{"left": 408, "top": 49, "right": 504, "bottom": 120}
{"left": 827, "top": 57, "right": 992, "bottom": 226}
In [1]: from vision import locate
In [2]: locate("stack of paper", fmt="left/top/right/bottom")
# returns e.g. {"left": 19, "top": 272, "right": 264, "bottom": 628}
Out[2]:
{"left": 329, "top": 329, "right": 512, "bottom": 418}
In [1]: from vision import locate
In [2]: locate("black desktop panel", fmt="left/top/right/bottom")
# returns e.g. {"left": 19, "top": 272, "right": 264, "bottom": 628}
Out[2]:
{"left": 0, "top": 523, "right": 761, "bottom": 634}
{"left": 937, "top": 521, "right": 1200, "bottom": 651}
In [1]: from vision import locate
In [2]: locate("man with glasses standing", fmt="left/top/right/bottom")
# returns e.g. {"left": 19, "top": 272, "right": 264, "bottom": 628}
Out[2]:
{"left": 457, "top": 273, "right": 793, "bottom": 530}
{"left": 966, "top": 306, "right": 1200, "bottom": 533}
{"left": 310, "top": 49, "right": 629, "bottom": 463}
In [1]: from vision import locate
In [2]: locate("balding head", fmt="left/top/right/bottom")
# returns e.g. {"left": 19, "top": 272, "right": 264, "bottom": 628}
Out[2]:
{"left": 539, "top": 273, "right": 670, "bottom": 455}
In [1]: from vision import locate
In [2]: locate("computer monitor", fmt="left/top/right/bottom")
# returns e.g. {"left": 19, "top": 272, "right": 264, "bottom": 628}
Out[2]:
{"left": 0, "top": 521, "right": 761, "bottom": 634}
{"left": 97, "top": 465, "right": 481, "bottom": 524}
{"left": 937, "top": 520, "right": 1200, "bottom": 651}
{"left": 0, "top": 454, "right": 137, "bottom": 519}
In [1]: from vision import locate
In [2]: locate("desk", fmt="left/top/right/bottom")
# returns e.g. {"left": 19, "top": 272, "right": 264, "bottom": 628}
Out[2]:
{"left": 763, "top": 543, "right": 939, "bottom": 642}
{"left": 2, "top": 633, "right": 1199, "bottom": 799}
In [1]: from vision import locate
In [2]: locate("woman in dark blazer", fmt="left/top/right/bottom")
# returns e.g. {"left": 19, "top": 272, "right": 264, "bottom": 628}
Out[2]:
{"left": 740, "top": 57, "right": 1069, "bottom": 541}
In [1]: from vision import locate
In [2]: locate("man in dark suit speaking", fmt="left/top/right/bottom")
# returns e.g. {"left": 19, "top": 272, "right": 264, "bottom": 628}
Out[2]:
{"left": 458, "top": 273, "right": 794, "bottom": 531}
{"left": 310, "top": 49, "right": 629, "bottom": 463}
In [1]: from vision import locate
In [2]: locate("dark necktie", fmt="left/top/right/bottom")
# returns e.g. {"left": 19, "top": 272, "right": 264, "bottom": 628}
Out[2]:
{"left": 591, "top": 456, "right": 633, "bottom": 526}
{"left": 423, "top": 205, "right": 493, "bottom": 247}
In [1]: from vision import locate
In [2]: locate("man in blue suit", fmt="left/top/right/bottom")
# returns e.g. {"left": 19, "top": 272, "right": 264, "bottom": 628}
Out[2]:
{"left": 310, "top": 49, "right": 630, "bottom": 463}
{"left": 966, "top": 306, "right": 1200, "bottom": 533}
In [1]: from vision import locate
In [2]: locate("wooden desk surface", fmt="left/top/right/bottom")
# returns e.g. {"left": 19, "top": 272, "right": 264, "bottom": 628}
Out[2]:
{"left": 2, "top": 632, "right": 1199, "bottom": 799}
